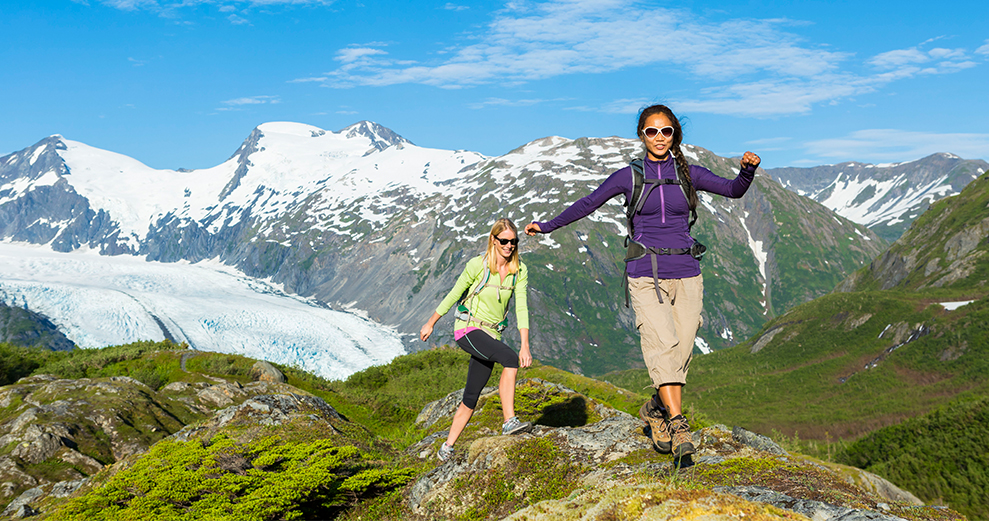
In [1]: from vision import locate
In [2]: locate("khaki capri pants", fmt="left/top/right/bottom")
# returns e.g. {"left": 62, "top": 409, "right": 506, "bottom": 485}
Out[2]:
{"left": 627, "top": 275, "right": 704, "bottom": 387}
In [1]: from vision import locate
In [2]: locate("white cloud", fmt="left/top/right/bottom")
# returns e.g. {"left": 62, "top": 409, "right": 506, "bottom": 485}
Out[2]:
{"left": 322, "top": 1, "right": 852, "bottom": 90}
{"left": 977, "top": 40, "right": 989, "bottom": 56}
{"left": 468, "top": 97, "right": 571, "bottom": 109}
{"left": 867, "top": 43, "right": 976, "bottom": 77}
{"left": 94, "top": 0, "right": 334, "bottom": 11}
{"left": 228, "top": 13, "right": 250, "bottom": 24}
{"left": 444, "top": 3, "right": 469, "bottom": 10}
{"left": 805, "top": 129, "right": 989, "bottom": 162}
{"left": 336, "top": 47, "right": 388, "bottom": 64}
{"left": 221, "top": 95, "right": 281, "bottom": 106}
{"left": 314, "top": 0, "right": 981, "bottom": 118}
{"left": 287, "top": 76, "right": 328, "bottom": 83}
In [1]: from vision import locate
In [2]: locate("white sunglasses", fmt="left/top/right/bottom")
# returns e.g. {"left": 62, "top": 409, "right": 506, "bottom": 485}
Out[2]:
{"left": 642, "top": 126, "right": 674, "bottom": 139}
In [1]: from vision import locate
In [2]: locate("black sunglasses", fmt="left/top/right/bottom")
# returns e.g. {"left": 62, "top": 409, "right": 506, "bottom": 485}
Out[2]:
{"left": 493, "top": 236, "right": 519, "bottom": 246}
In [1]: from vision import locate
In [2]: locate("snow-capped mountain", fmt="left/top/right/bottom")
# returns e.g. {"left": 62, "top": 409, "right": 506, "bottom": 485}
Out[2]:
{"left": 1, "top": 122, "right": 891, "bottom": 376}
{"left": 767, "top": 154, "right": 988, "bottom": 242}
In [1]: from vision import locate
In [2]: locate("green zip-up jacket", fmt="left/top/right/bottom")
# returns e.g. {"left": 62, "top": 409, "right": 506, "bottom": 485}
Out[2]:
{"left": 436, "top": 255, "right": 529, "bottom": 341}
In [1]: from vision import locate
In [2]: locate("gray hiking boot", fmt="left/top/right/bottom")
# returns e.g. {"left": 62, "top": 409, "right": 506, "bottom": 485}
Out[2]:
{"left": 639, "top": 397, "right": 672, "bottom": 454}
{"left": 437, "top": 442, "right": 454, "bottom": 462}
{"left": 669, "top": 414, "right": 695, "bottom": 460}
{"left": 502, "top": 416, "right": 533, "bottom": 435}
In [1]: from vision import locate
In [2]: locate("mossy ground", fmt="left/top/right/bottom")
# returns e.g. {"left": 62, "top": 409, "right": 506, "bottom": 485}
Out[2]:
{"left": 431, "top": 437, "right": 586, "bottom": 521}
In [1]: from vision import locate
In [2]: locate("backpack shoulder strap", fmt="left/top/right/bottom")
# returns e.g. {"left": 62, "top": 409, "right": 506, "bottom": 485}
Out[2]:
{"left": 625, "top": 160, "right": 645, "bottom": 238}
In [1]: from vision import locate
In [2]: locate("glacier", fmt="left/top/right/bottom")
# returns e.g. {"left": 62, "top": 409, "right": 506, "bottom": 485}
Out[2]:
{"left": 0, "top": 241, "right": 405, "bottom": 380}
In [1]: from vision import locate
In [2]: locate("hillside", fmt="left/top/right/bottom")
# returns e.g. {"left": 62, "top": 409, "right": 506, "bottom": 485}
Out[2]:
{"left": 0, "top": 342, "right": 959, "bottom": 520}
{"left": 838, "top": 395, "right": 989, "bottom": 521}
{"left": 0, "top": 304, "right": 73, "bottom": 351}
{"left": 0, "top": 122, "right": 889, "bottom": 377}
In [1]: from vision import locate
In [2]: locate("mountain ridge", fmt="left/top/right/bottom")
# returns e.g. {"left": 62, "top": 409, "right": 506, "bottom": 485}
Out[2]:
{"left": 0, "top": 122, "right": 902, "bottom": 375}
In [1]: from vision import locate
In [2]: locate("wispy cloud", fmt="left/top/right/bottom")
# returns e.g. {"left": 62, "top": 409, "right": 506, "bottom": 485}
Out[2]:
{"left": 308, "top": 0, "right": 981, "bottom": 118}
{"left": 217, "top": 95, "right": 281, "bottom": 110}
{"left": 228, "top": 13, "right": 250, "bottom": 25}
{"left": 868, "top": 43, "right": 976, "bottom": 75}
{"left": 92, "top": 0, "right": 334, "bottom": 12}
{"left": 976, "top": 39, "right": 989, "bottom": 56}
{"left": 444, "top": 3, "right": 469, "bottom": 11}
{"left": 468, "top": 97, "right": 572, "bottom": 109}
{"left": 804, "top": 129, "right": 989, "bottom": 162}
{"left": 128, "top": 57, "right": 148, "bottom": 67}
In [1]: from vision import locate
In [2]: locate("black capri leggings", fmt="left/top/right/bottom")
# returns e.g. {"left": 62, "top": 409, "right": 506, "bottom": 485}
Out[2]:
{"left": 456, "top": 329, "right": 520, "bottom": 409}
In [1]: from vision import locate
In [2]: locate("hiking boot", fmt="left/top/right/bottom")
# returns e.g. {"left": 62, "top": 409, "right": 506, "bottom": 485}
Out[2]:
{"left": 437, "top": 442, "right": 454, "bottom": 462}
{"left": 639, "top": 398, "right": 672, "bottom": 454}
{"left": 669, "top": 415, "right": 695, "bottom": 460}
{"left": 502, "top": 416, "right": 533, "bottom": 435}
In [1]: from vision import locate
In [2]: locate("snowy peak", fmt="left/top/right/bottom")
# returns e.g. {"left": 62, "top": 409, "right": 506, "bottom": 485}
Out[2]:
{"left": 767, "top": 153, "right": 989, "bottom": 241}
{"left": 342, "top": 120, "right": 412, "bottom": 151}
{"left": 0, "top": 136, "right": 70, "bottom": 185}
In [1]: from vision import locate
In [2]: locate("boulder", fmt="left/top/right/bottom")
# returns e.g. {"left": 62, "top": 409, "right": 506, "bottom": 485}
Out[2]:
{"left": 173, "top": 393, "right": 343, "bottom": 442}
{"left": 196, "top": 382, "right": 246, "bottom": 407}
{"left": 249, "top": 361, "right": 286, "bottom": 384}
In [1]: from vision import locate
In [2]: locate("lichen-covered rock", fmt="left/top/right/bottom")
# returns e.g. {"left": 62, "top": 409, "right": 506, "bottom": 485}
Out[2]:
{"left": 249, "top": 361, "right": 286, "bottom": 383}
{"left": 196, "top": 381, "right": 247, "bottom": 407}
{"left": 172, "top": 392, "right": 344, "bottom": 442}
{"left": 732, "top": 425, "right": 789, "bottom": 456}
{"left": 405, "top": 395, "right": 949, "bottom": 521}
{"left": 714, "top": 485, "right": 905, "bottom": 521}
{"left": 0, "top": 372, "right": 310, "bottom": 514}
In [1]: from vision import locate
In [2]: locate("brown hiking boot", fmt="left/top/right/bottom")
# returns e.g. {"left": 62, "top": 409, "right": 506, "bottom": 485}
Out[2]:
{"left": 669, "top": 414, "right": 695, "bottom": 460}
{"left": 639, "top": 397, "right": 672, "bottom": 454}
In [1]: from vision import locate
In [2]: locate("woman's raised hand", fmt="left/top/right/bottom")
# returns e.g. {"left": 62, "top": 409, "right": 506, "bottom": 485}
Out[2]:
{"left": 523, "top": 222, "right": 542, "bottom": 236}
{"left": 741, "top": 151, "right": 761, "bottom": 169}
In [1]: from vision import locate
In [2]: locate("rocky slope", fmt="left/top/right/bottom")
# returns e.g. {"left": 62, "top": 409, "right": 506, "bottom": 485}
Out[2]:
{"left": 835, "top": 171, "right": 989, "bottom": 294}
{"left": 1, "top": 344, "right": 958, "bottom": 521}
{"left": 0, "top": 123, "right": 889, "bottom": 376}
{"left": 0, "top": 304, "right": 72, "bottom": 351}
{"left": 768, "top": 154, "right": 987, "bottom": 242}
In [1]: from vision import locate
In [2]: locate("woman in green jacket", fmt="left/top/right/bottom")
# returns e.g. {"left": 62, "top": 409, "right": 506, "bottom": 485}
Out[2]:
{"left": 420, "top": 218, "right": 533, "bottom": 461}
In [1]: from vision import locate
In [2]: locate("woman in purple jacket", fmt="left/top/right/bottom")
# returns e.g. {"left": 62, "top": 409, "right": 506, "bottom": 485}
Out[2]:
{"left": 524, "top": 104, "right": 760, "bottom": 460}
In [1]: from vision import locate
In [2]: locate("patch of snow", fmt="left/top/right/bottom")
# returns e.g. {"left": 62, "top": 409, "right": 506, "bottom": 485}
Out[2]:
{"left": 740, "top": 211, "right": 768, "bottom": 300}
{"left": 940, "top": 300, "right": 975, "bottom": 311}
{"left": 694, "top": 336, "right": 711, "bottom": 354}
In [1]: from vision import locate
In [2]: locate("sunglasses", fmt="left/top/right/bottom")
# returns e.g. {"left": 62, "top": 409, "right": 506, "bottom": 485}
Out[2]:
{"left": 493, "top": 236, "right": 519, "bottom": 246}
{"left": 642, "top": 126, "right": 675, "bottom": 139}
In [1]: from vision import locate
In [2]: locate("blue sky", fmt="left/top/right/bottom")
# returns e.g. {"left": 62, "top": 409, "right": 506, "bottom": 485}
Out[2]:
{"left": 2, "top": 0, "right": 987, "bottom": 169}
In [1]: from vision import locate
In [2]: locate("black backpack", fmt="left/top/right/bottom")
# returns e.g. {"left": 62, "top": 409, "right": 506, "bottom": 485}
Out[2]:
{"left": 621, "top": 158, "right": 706, "bottom": 306}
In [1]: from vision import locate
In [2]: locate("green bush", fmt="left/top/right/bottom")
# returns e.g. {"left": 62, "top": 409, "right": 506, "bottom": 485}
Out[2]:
{"left": 50, "top": 433, "right": 415, "bottom": 521}
{"left": 0, "top": 342, "right": 52, "bottom": 385}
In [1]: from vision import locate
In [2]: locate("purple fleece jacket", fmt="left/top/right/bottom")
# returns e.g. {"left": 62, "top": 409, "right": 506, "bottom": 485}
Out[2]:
{"left": 534, "top": 155, "right": 757, "bottom": 279}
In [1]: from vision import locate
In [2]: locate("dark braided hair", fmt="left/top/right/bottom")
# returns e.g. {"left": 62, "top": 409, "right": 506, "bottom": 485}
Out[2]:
{"left": 636, "top": 105, "right": 699, "bottom": 212}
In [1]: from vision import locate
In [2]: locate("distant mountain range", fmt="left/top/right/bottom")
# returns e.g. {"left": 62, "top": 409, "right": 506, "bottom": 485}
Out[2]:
{"left": 767, "top": 155, "right": 987, "bottom": 242}
{"left": 3, "top": 121, "right": 978, "bottom": 376}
